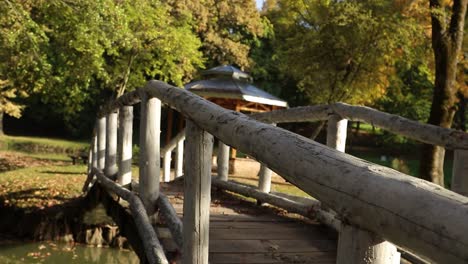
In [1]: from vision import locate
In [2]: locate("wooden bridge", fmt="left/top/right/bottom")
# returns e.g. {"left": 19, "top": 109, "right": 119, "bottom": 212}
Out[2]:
{"left": 82, "top": 80, "right": 468, "bottom": 264}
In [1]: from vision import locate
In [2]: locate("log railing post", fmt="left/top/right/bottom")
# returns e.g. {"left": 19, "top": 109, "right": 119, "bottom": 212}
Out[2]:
{"left": 175, "top": 139, "right": 184, "bottom": 177}
{"left": 88, "top": 130, "right": 97, "bottom": 175}
{"left": 163, "top": 151, "right": 171, "bottom": 182}
{"left": 452, "top": 149, "right": 468, "bottom": 196}
{"left": 139, "top": 94, "right": 161, "bottom": 214}
{"left": 329, "top": 114, "right": 400, "bottom": 264}
{"left": 217, "top": 141, "right": 230, "bottom": 181}
{"left": 183, "top": 120, "right": 214, "bottom": 264}
{"left": 105, "top": 112, "right": 118, "bottom": 177}
{"left": 258, "top": 123, "right": 276, "bottom": 194}
{"left": 97, "top": 117, "right": 107, "bottom": 171}
{"left": 337, "top": 224, "right": 400, "bottom": 264}
{"left": 258, "top": 163, "right": 273, "bottom": 193}
{"left": 118, "top": 106, "right": 133, "bottom": 185}
{"left": 327, "top": 114, "right": 348, "bottom": 152}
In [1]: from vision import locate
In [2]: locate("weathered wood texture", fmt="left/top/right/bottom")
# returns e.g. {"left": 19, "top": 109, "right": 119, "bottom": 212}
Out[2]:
{"left": 160, "top": 181, "right": 337, "bottom": 264}
{"left": 97, "top": 117, "right": 106, "bottom": 170}
{"left": 183, "top": 121, "right": 214, "bottom": 264}
{"left": 105, "top": 112, "right": 118, "bottom": 177}
{"left": 217, "top": 141, "right": 230, "bottom": 181}
{"left": 257, "top": 163, "right": 272, "bottom": 193}
{"left": 326, "top": 114, "right": 347, "bottom": 152}
{"left": 92, "top": 167, "right": 168, "bottom": 264}
{"left": 337, "top": 224, "right": 400, "bottom": 264}
{"left": 212, "top": 178, "right": 320, "bottom": 219}
{"left": 327, "top": 114, "right": 399, "bottom": 263}
{"left": 139, "top": 95, "right": 161, "bottom": 213}
{"left": 251, "top": 102, "right": 468, "bottom": 150}
{"left": 157, "top": 193, "right": 183, "bottom": 250}
{"left": 452, "top": 149, "right": 468, "bottom": 196}
{"left": 117, "top": 106, "right": 133, "bottom": 185}
{"left": 140, "top": 80, "right": 468, "bottom": 263}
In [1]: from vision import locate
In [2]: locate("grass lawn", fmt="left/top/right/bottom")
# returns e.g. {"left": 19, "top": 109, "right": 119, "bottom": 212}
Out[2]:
{"left": 0, "top": 134, "right": 89, "bottom": 211}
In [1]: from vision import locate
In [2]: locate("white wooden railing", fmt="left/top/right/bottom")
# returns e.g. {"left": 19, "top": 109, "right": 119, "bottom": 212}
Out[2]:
{"left": 83, "top": 80, "right": 468, "bottom": 264}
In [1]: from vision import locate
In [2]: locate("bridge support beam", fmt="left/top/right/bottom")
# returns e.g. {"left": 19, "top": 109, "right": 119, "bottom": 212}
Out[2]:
{"left": 118, "top": 106, "right": 133, "bottom": 185}
{"left": 139, "top": 94, "right": 161, "bottom": 214}
{"left": 183, "top": 120, "right": 213, "bottom": 264}
{"left": 217, "top": 141, "right": 230, "bottom": 181}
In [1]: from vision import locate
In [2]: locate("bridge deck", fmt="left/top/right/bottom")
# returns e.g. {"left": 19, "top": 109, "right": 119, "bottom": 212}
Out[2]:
{"left": 159, "top": 180, "right": 337, "bottom": 264}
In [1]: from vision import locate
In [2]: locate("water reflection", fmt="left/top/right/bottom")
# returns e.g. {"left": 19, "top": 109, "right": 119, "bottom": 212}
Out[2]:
{"left": 0, "top": 241, "right": 139, "bottom": 263}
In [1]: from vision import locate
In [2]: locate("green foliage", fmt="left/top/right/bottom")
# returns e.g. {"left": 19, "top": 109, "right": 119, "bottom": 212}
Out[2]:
{"left": 167, "top": 0, "right": 266, "bottom": 69}
{"left": 1, "top": 0, "right": 205, "bottom": 136}
{"left": 0, "top": 0, "right": 50, "bottom": 118}
{"left": 377, "top": 62, "right": 433, "bottom": 122}
{"left": 265, "top": 0, "right": 426, "bottom": 105}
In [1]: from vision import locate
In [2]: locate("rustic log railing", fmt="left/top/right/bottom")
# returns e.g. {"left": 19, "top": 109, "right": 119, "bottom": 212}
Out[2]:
{"left": 84, "top": 80, "right": 468, "bottom": 264}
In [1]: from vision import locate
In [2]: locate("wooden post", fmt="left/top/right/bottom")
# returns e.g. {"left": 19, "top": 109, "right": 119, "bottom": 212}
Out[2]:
{"left": 327, "top": 114, "right": 348, "bottom": 152}
{"left": 258, "top": 163, "right": 272, "bottom": 193}
{"left": 88, "top": 132, "right": 97, "bottom": 175}
{"left": 105, "top": 112, "right": 118, "bottom": 177}
{"left": 337, "top": 224, "right": 400, "bottom": 264}
{"left": 258, "top": 123, "right": 276, "bottom": 193}
{"left": 175, "top": 139, "right": 184, "bottom": 177}
{"left": 92, "top": 133, "right": 98, "bottom": 170}
{"left": 118, "top": 106, "right": 133, "bottom": 185}
{"left": 163, "top": 151, "right": 171, "bottom": 182}
{"left": 139, "top": 95, "right": 161, "bottom": 214}
{"left": 183, "top": 120, "right": 213, "bottom": 264}
{"left": 217, "top": 141, "right": 230, "bottom": 181}
{"left": 97, "top": 117, "right": 106, "bottom": 171}
{"left": 452, "top": 149, "right": 468, "bottom": 196}
{"left": 328, "top": 115, "right": 400, "bottom": 264}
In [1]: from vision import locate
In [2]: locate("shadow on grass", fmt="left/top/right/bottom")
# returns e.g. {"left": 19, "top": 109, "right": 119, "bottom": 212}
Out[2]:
{"left": 40, "top": 170, "right": 84, "bottom": 175}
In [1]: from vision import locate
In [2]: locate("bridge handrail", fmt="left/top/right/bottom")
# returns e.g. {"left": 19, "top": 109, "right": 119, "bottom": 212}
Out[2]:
{"left": 92, "top": 80, "right": 468, "bottom": 263}
{"left": 250, "top": 103, "right": 468, "bottom": 150}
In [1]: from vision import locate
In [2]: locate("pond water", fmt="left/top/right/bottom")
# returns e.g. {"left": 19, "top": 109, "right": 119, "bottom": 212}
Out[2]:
{"left": 0, "top": 240, "right": 139, "bottom": 264}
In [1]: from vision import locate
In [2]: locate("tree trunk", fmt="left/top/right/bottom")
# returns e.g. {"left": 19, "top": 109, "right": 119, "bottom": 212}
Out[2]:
{"left": 0, "top": 111, "right": 4, "bottom": 136}
{"left": 419, "top": 0, "right": 468, "bottom": 185}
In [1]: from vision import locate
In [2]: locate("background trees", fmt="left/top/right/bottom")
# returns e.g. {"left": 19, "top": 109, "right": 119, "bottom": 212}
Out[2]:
{"left": 1, "top": 0, "right": 467, "bottom": 187}
{"left": 261, "top": 0, "right": 426, "bottom": 105}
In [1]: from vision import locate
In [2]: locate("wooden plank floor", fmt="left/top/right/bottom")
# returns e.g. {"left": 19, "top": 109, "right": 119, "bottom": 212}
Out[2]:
{"left": 159, "top": 180, "right": 337, "bottom": 264}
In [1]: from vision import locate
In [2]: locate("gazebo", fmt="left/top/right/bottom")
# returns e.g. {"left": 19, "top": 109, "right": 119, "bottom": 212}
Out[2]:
{"left": 185, "top": 65, "right": 287, "bottom": 112}
{"left": 183, "top": 65, "right": 288, "bottom": 171}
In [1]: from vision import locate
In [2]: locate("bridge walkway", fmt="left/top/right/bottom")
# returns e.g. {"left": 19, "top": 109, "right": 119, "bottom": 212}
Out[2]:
{"left": 158, "top": 179, "right": 337, "bottom": 264}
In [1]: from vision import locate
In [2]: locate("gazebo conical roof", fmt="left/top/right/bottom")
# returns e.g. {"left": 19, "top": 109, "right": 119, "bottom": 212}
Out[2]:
{"left": 185, "top": 65, "right": 288, "bottom": 108}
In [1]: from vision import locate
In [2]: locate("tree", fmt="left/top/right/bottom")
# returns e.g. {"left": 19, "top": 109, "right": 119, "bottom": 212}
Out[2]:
{"left": 0, "top": 0, "right": 50, "bottom": 135}
{"left": 265, "top": 0, "right": 425, "bottom": 105}
{"left": 1, "top": 0, "right": 204, "bottom": 137}
{"left": 419, "top": 0, "right": 467, "bottom": 186}
{"left": 166, "top": 0, "right": 266, "bottom": 69}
